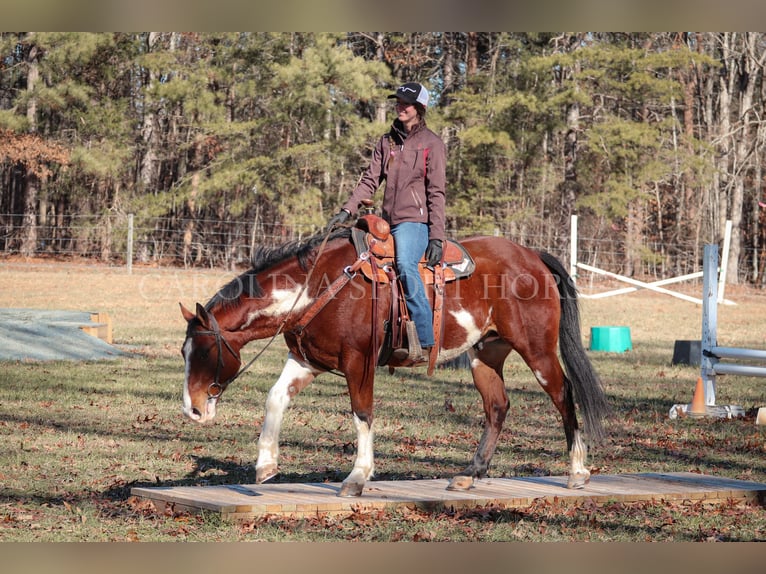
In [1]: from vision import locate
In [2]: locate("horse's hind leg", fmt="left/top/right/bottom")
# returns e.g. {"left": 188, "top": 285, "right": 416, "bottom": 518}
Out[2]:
{"left": 448, "top": 338, "right": 511, "bottom": 491}
{"left": 523, "top": 351, "right": 590, "bottom": 489}
{"left": 255, "top": 353, "right": 318, "bottom": 484}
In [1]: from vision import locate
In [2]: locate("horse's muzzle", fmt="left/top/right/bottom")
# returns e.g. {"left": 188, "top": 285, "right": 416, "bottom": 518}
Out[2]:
{"left": 182, "top": 398, "right": 217, "bottom": 423}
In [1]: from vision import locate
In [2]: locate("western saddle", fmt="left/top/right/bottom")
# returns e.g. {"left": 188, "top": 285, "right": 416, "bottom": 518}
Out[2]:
{"left": 349, "top": 211, "right": 475, "bottom": 375}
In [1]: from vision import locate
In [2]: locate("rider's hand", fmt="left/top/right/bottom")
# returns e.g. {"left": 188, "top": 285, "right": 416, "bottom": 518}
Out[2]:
{"left": 425, "top": 239, "right": 443, "bottom": 267}
{"left": 326, "top": 209, "right": 351, "bottom": 230}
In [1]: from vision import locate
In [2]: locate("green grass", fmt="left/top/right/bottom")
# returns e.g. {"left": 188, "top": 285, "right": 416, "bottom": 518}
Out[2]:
{"left": 1, "top": 262, "right": 765, "bottom": 541}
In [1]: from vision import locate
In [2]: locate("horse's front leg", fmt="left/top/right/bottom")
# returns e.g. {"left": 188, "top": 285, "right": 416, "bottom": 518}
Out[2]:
{"left": 255, "top": 352, "right": 318, "bottom": 484}
{"left": 338, "top": 365, "right": 376, "bottom": 497}
{"left": 338, "top": 413, "right": 375, "bottom": 497}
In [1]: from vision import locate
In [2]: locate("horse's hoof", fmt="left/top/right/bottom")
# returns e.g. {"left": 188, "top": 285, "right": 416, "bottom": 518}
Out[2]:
{"left": 567, "top": 472, "right": 590, "bottom": 489}
{"left": 338, "top": 481, "right": 364, "bottom": 497}
{"left": 255, "top": 465, "right": 278, "bottom": 484}
{"left": 446, "top": 475, "right": 475, "bottom": 491}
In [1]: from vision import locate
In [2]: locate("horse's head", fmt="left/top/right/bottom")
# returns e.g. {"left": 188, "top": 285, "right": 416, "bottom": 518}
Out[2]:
{"left": 180, "top": 302, "right": 242, "bottom": 423}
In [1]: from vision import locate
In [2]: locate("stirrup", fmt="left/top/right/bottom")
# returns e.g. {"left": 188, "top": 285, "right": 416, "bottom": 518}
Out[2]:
{"left": 405, "top": 320, "right": 424, "bottom": 359}
{"left": 390, "top": 321, "right": 428, "bottom": 364}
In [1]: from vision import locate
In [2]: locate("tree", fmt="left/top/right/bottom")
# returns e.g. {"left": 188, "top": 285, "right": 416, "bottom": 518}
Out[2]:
{"left": 1, "top": 31, "right": 765, "bottom": 283}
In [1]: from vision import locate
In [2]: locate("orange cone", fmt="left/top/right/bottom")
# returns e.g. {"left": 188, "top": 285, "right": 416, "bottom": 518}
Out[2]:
{"left": 689, "top": 377, "right": 706, "bottom": 415}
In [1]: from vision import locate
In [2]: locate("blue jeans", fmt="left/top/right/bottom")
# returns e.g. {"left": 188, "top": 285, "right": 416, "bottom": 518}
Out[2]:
{"left": 391, "top": 222, "right": 434, "bottom": 348}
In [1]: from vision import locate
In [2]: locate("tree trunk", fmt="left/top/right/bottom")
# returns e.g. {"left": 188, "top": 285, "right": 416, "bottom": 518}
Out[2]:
{"left": 625, "top": 200, "right": 644, "bottom": 277}
{"left": 716, "top": 33, "right": 734, "bottom": 260}
{"left": 466, "top": 32, "right": 478, "bottom": 78}
{"left": 560, "top": 74, "right": 580, "bottom": 221}
{"left": 678, "top": 39, "right": 699, "bottom": 251}
{"left": 374, "top": 32, "right": 387, "bottom": 124}
{"left": 727, "top": 32, "right": 765, "bottom": 283}
{"left": 441, "top": 32, "right": 454, "bottom": 97}
{"left": 20, "top": 40, "right": 40, "bottom": 258}
{"left": 139, "top": 32, "right": 160, "bottom": 194}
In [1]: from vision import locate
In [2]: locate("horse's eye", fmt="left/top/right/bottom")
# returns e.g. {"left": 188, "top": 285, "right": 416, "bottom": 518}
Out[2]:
{"left": 196, "top": 346, "right": 211, "bottom": 360}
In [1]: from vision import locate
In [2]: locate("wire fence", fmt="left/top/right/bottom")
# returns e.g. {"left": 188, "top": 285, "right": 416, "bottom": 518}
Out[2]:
{"left": 0, "top": 212, "right": 757, "bottom": 285}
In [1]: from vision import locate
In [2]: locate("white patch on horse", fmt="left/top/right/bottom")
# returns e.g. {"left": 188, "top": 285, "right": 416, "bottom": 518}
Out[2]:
{"left": 435, "top": 308, "right": 484, "bottom": 363}
{"left": 241, "top": 286, "right": 311, "bottom": 328}
{"left": 451, "top": 308, "right": 482, "bottom": 342}
{"left": 534, "top": 369, "right": 549, "bottom": 387}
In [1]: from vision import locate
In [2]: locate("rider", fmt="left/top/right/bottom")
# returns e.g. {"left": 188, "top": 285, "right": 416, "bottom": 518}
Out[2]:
{"left": 327, "top": 82, "right": 447, "bottom": 363}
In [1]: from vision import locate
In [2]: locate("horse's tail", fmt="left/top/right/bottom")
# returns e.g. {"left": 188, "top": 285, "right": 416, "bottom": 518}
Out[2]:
{"left": 538, "top": 250, "right": 609, "bottom": 443}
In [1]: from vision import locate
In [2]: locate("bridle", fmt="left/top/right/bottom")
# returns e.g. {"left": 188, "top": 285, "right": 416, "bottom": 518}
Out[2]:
{"left": 189, "top": 309, "right": 242, "bottom": 400}
{"left": 190, "top": 307, "right": 290, "bottom": 401}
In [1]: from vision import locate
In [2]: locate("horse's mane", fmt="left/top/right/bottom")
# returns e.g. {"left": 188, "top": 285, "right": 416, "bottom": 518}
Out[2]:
{"left": 207, "top": 227, "right": 352, "bottom": 310}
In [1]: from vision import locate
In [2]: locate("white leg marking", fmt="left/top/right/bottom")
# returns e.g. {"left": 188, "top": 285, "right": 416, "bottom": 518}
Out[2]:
{"left": 534, "top": 369, "right": 549, "bottom": 387}
{"left": 570, "top": 429, "right": 588, "bottom": 476}
{"left": 340, "top": 414, "right": 375, "bottom": 495}
{"left": 255, "top": 352, "right": 318, "bottom": 473}
{"left": 351, "top": 413, "right": 375, "bottom": 480}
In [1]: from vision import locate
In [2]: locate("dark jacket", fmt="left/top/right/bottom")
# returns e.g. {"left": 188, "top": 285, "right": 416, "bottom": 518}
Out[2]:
{"left": 342, "top": 118, "right": 446, "bottom": 241}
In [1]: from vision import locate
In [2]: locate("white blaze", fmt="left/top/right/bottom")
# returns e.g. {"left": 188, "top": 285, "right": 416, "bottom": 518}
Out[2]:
{"left": 181, "top": 337, "right": 218, "bottom": 423}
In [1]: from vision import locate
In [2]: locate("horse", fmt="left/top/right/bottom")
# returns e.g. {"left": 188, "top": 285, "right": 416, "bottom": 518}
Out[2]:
{"left": 180, "top": 225, "right": 609, "bottom": 497}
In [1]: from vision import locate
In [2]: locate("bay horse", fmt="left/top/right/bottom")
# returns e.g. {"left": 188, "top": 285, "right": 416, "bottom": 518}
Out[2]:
{"left": 180, "top": 226, "right": 609, "bottom": 497}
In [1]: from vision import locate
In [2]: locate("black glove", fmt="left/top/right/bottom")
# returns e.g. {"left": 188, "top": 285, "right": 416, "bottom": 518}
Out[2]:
{"left": 327, "top": 209, "right": 351, "bottom": 230}
{"left": 425, "top": 239, "right": 443, "bottom": 267}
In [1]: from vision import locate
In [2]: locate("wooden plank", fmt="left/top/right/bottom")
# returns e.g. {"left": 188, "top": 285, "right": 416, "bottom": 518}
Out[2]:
{"left": 82, "top": 312, "right": 113, "bottom": 344}
{"left": 131, "top": 473, "right": 766, "bottom": 521}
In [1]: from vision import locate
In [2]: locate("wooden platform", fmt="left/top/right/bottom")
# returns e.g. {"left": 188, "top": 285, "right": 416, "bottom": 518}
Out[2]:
{"left": 131, "top": 472, "right": 766, "bottom": 521}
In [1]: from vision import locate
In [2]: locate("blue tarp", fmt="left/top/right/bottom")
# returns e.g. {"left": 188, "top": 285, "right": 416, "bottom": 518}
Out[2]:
{"left": 0, "top": 308, "right": 126, "bottom": 361}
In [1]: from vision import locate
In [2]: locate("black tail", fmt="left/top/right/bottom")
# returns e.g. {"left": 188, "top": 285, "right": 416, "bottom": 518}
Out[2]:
{"left": 538, "top": 250, "right": 609, "bottom": 443}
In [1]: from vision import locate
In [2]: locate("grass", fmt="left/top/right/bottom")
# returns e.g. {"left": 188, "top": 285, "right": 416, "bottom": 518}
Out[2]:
{"left": 0, "top": 259, "right": 765, "bottom": 541}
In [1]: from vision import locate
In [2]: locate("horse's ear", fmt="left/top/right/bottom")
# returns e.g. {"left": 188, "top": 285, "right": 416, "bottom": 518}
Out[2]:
{"left": 179, "top": 302, "right": 195, "bottom": 322}
{"left": 195, "top": 302, "right": 212, "bottom": 329}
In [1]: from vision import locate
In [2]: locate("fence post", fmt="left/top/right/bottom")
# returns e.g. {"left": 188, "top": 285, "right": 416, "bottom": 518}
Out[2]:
{"left": 718, "top": 219, "right": 732, "bottom": 303}
{"left": 127, "top": 213, "right": 134, "bottom": 275}
{"left": 570, "top": 214, "right": 578, "bottom": 283}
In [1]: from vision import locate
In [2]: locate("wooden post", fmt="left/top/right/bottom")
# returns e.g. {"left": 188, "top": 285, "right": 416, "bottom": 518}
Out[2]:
{"left": 127, "top": 213, "right": 134, "bottom": 275}
{"left": 718, "top": 219, "right": 732, "bottom": 304}
{"left": 570, "top": 214, "right": 578, "bottom": 283}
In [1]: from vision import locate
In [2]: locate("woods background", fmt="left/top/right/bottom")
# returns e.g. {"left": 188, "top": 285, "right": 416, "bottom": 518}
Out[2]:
{"left": 1, "top": 32, "right": 765, "bottom": 284}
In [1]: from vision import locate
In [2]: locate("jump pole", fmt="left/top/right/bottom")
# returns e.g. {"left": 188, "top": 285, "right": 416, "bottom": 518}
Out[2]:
{"left": 569, "top": 215, "right": 733, "bottom": 305}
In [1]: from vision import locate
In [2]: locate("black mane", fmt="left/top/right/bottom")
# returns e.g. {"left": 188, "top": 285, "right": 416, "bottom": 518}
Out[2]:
{"left": 206, "top": 227, "right": 351, "bottom": 310}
